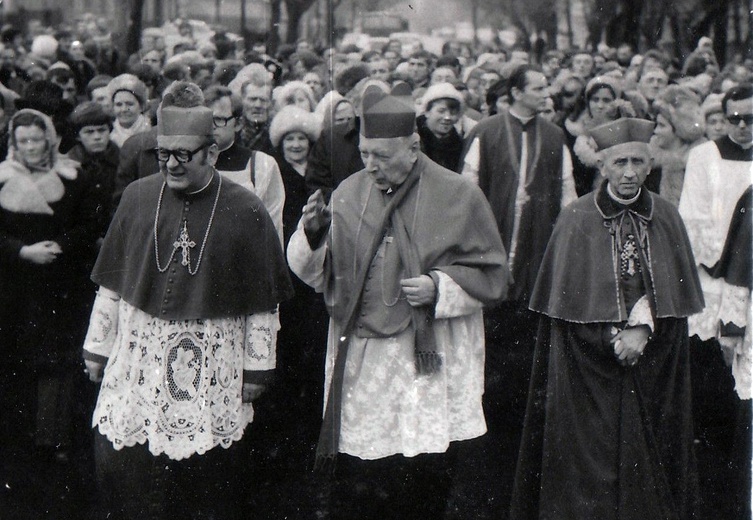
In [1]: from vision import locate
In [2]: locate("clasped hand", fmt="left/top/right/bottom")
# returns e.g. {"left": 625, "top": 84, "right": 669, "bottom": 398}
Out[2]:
{"left": 400, "top": 275, "right": 436, "bottom": 307}
{"left": 20, "top": 241, "right": 62, "bottom": 265}
{"left": 611, "top": 325, "right": 651, "bottom": 367}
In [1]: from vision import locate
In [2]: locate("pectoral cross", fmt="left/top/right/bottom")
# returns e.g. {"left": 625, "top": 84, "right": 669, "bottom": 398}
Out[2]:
{"left": 620, "top": 234, "right": 640, "bottom": 277}
{"left": 174, "top": 221, "right": 196, "bottom": 267}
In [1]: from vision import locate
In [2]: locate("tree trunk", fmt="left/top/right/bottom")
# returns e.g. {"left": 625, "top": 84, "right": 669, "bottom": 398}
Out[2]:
{"left": 286, "top": 1, "right": 302, "bottom": 43}
{"left": 153, "top": 0, "right": 164, "bottom": 26}
{"left": 564, "top": 0, "right": 573, "bottom": 48}
{"left": 471, "top": 0, "right": 479, "bottom": 47}
{"left": 126, "top": 0, "right": 145, "bottom": 56}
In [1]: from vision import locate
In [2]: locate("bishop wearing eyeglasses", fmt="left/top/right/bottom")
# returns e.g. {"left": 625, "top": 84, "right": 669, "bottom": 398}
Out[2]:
{"left": 81, "top": 82, "right": 293, "bottom": 519}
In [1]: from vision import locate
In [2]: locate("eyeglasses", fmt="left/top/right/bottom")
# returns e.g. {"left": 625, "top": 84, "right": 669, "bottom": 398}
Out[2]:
{"left": 155, "top": 144, "right": 207, "bottom": 163}
{"left": 726, "top": 113, "right": 753, "bottom": 126}
{"left": 212, "top": 115, "right": 236, "bottom": 128}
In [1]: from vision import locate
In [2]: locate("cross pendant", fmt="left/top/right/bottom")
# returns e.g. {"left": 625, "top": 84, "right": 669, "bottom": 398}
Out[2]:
{"left": 174, "top": 221, "right": 196, "bottom": 267}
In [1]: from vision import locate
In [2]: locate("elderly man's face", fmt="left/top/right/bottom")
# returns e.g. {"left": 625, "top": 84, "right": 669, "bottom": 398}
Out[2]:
{"left": 598, "top": 142, "right": 652, "bottom": 198}
{"left": 359, "top": 135, "right": 418, "bottom": 191}
{"left": 157, "top": 135, "right": 218, "bottom": 192}
{"left": 242, "top": 84, "right": 271, "bottom": 123}
{"left": 726, "top": 97, "right": 753, "bottom": 145}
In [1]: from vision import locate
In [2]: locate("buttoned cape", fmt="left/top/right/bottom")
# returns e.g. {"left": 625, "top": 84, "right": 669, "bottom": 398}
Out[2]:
{"left": 529, "top": 186, "right": 704, "bottom": 322}
{"left": 92, "top": 173, "right": 293, "bottom": 320}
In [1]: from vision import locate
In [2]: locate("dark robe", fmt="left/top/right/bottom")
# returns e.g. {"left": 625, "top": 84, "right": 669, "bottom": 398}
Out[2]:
{"left": 305, "top": 117, "right": 364, "bottom": 201}
{"left": 461, "top": 110, "right": 566, "bottom": 303}
{"left": 416, "top": 114, "right": 463, "bottom": 172}
{"left": 511, "top": 184, "right": 704, "bottom": 520}
{"left": 92, "top": 172, "right": 293, "bottom": 321}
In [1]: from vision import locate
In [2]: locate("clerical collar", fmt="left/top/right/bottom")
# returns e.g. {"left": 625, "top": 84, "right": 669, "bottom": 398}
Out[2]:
{"left": 715, "top": 136, "right": 753, "bottom": 161}
{"left": 508, "top": 107, "right": 536, "bottom": 126}
{"left": 607, "top": 184, "right": 641, "bottom": 205}
{"left": 729, "top": 135, "right": 753, "bottom": 150}
{"left": 595, "top": 181, "right": 653, "bottom": 220}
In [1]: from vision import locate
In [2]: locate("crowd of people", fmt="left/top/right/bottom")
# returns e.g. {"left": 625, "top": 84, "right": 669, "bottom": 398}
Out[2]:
{"left": 0, "top": 11, "right": 751, "bottom": 520}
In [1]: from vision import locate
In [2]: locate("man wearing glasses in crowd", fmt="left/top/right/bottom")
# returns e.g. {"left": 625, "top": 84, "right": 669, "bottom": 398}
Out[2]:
{"left": 83, "top": 81, "right": 291, "bottom": 519}
{"left": 204, "top": 84, "right": 284, "bottom": 244}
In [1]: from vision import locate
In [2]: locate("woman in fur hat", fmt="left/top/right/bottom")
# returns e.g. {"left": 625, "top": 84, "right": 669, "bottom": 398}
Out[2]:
{"left": 416, "top": 82, "right": 465, "bottom": 172}
{"left": 0, "top": 109, "right": 99, "bottom": 464}
{"left": 650, "top": 85, "right": 707, "bottom": 207}
{"left": 107, "top": 74, "right": 151, "bottom": 147}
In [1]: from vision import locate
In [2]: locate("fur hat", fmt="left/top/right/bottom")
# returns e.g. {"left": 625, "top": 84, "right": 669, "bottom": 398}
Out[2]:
{"left": 419, "top": 82, "right": 464, "bottom": 114}
{"left": 586, "top": 75, "right": 623, "bottom": 99}
{"left": 269, "top": 105, "right": 321, "bottom": 147}
{"left": 653, "top": 85, "right": 705, "bottom": 143}
{"left": 70, "top": 101, "right": 112, "bottom": 133}
{"left": 107, "top": 74, "right": 149, "bottom": 108}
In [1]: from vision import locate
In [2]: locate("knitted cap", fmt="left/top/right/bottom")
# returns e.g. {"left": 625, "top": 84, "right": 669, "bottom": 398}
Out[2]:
{"left": 589, "top": 118, "right": 655, "bottom": 151}
{"left": 361, "top": 82, "right": 415, "bottom": 139}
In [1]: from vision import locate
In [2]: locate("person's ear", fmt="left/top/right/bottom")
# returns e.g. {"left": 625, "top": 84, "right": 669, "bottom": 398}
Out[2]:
{"left": 205, "top": 143, "right": 219, "bottom": 166}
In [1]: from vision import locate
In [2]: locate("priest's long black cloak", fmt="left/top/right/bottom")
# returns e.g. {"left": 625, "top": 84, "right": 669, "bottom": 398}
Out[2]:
{"left": 510, "top": 184, "right": 704, "bottom": 520}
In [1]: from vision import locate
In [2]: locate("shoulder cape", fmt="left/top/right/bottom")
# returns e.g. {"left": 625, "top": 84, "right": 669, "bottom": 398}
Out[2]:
{"left": 92, "top": 173, "right": 293, "bottom": 320}
{"left": 529, "top": 186, "right": 704, "bottom": 322}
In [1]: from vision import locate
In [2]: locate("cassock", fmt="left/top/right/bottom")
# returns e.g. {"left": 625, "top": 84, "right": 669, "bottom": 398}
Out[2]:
{"left": 510, "top": 183, "right": 704, "bottom": 520}
{"left": 287, "top": 154, "right": 508, "bottom": 460}
{"left": 83, "top": 172, "right": 293, "bottom": 460}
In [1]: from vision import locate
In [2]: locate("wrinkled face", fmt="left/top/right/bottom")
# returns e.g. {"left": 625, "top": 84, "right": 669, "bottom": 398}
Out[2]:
{"left": 425, "top": 99, "right": 460, "bottom": 137}
{"left": 157, "top": 135, "right": 218, "bottom": 192}
{"left": 282, "top": 131, "right": 310, "bottom": 163}
{"left": 333, "top": 102, "right": 355, "bottom": 126}
{"left": 705, "top": 112, "right": 727, "bottom": 141}
{"left": 210, "top": 97, "right": 238, "bottom": 150}
{"left": 652, "top": 113, "right": 679, "bottom": 149}
{"left": 369, "top": 59, "right": 390, "bottom": 82}
{"left": 78, "top": 124, "right": 110, "bottom": 154}
{"left": 726, "top": 97, "right": 753, "bottom": 145}
{"left": 638, "top": 69, "right": 668, "bottom": 101}
{"left": 430, "top": 68, "right": 456, "bottom": 85}
{"left": 359, "top": 135, "right": 418, "bottom": 191}
{"left": 571, "top": 53, "right": 594, "bottom": 77}
{"left": 14, "top": 124, "right": 48, "bottom": 167}
{"left": 113, "top": 90, "right": 142, "bottom": 128}
{"left": 408, "top": 57, "right": 429, "bottom": 83}
{"left": 588, "top": 86, "right": 616, "bottom": 121}
{"left": 512, "top": 71, "right": 549, "bottom": 114}
{"left": 598, "top": 142, "right": 652, "bottom": 198}
{"left": 242, "top": 84, "right": 271, "bottom": 123}
{"left": 91, "top": 86, "right": 113, "bottom": 115}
